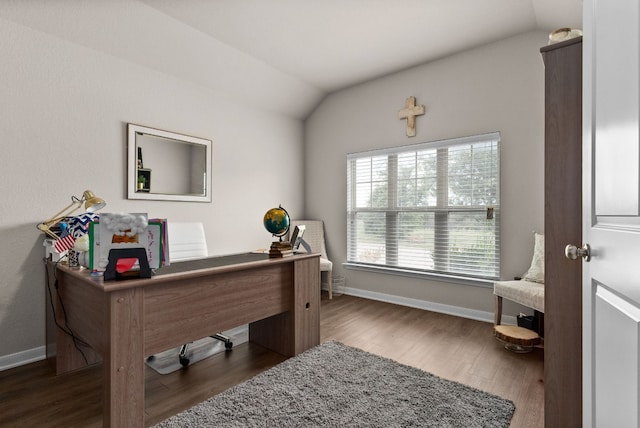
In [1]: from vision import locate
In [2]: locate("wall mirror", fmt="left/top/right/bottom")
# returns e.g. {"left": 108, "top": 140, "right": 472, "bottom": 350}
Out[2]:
{"left": 127, "top": 124, "right": 212, "bottom": 202}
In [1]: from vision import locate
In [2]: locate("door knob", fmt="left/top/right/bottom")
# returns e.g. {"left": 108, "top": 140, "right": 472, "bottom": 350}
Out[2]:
{"left": 564, "top": 243, "right": 591, "bottom": 262}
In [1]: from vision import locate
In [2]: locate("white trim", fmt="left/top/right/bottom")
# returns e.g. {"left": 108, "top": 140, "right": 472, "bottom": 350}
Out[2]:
{"left": 347, "top": 131, "right": 501, "bottom": 158}
{"left": 343, "top": 262, "right": 495, "bottom": 288}
{"left": 0, "top": 346, "right": 46, "bottom": 371}
{"left": 340, "top": 286, "right": 517, "bottom": 325}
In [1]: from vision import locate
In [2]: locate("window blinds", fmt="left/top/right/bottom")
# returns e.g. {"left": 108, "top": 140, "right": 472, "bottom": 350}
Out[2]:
{"left": 347, "top": 132, "right": 500, "bottom": 280}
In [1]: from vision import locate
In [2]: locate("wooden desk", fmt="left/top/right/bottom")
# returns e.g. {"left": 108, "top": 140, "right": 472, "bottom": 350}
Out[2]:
{"left": 46, "top": 253, "right": 320, "bottom": 427}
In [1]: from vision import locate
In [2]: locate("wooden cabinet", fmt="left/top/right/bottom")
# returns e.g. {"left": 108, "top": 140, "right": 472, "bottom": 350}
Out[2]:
{"left": 541, "top": 37, "right": 582, "bottom": 428}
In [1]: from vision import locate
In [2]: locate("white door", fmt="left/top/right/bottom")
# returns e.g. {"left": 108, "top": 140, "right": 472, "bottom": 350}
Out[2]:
{"left": 583, "top": 0, "right": 640, "bottom": 426}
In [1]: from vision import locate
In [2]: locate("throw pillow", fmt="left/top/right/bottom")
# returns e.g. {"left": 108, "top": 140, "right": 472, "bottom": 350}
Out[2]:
{"left": 522, "top": 232, "right": 544, "bottom": 283}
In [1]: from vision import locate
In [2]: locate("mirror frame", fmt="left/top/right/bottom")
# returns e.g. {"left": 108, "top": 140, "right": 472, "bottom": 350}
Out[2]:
{"left": 127, "top": 123, "right": 212, "bottom": 202}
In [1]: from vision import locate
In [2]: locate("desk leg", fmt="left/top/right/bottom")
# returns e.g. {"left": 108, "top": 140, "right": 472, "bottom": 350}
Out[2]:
{"left": 293, "top": 256, "right": 320, "bottom": 354}
{"left": 104, "top": 287, "right": 144, "bottom": 427}
{"left": 249, "top": 257, "right": 320, "bottom": 356}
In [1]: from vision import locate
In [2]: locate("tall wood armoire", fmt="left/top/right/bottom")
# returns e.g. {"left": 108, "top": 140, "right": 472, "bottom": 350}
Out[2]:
{"left": 541, "top": 37, "right": 583, "bottom": 427}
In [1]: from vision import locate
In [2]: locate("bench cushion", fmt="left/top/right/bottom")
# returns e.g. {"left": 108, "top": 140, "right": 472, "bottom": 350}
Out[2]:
{"left": 494, "top": 280, "right": 544, "bottom": 313}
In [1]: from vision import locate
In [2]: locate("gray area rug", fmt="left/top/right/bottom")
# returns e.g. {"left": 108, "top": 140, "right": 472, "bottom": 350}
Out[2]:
{"left": 154, "top": 341, "right": 515, "bottom": 427}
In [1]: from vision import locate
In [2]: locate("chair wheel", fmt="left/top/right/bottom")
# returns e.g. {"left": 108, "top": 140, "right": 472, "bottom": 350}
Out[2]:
{"left": 225, "top": 341, "right": 233, "bottom": 350}
{"left": 179, "top": 356, "right": 190, "bottom": 367}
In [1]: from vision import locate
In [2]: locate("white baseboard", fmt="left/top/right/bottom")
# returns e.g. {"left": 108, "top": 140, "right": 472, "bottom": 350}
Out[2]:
{"left": 338, "top": 286, "right": 518, "bottom": 325}
{"left": 0, "top": 346, "right": 46, "bottom": 371}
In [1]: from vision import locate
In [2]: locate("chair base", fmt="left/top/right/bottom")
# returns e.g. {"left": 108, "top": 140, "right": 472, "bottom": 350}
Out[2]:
{"left": 178, "top": 333, "right": 233, "bottom": 367}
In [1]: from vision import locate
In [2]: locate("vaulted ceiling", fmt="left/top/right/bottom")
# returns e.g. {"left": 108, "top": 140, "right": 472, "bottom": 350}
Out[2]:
{"left": 1, "top": 1, "right": 582, "bottom": 118}
{"left": 143, "top": 0, "right": 583, "bottom": 91}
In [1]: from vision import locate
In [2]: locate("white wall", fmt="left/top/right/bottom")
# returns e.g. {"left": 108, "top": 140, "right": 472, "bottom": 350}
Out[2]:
{"left": 304, "top": 31, "right": 548, "bottom": 318}
{"left": 0, "top": 12, "right": 549, "bottom": 367}
{"left": 0, "top": 17, "right": 305, "bottom": 364}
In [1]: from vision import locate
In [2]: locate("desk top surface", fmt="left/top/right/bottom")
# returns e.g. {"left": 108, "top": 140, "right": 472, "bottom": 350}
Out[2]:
{"left": 156, "top": 252, "right": 269, "bottom": 275}
{"left": 54, "top": 252, "right": 319, "bottom": 291}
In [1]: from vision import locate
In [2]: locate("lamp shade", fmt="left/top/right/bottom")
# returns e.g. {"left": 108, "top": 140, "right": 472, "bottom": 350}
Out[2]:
{"left": 83, "top": 190, "right": 106, "bottom": 212}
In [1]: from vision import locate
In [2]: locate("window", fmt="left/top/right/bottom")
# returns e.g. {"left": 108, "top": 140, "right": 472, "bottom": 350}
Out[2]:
{"left": 347, "top": 132, "right": 500, "bottom": 281}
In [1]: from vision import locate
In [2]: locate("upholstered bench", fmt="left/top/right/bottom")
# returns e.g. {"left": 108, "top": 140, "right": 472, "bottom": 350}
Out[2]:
{"left": 494, "top": 232, "right": 545, "bottom": 352}
{"left": 493, "top": 280, "right": 545, "bottom": 352}
{"left": 494, "top": 280, "right": 545, "bottom": 322}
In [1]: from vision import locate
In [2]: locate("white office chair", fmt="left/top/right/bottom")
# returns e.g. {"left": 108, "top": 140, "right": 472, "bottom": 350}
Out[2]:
{"left": 166, "top": 222, "right": 208, "bottom": 262}
{"left": 289, "top": 220, "right": 333, "bottom": 299}
{"left": 166, "top": 222, "right": 232, "bottom": 366}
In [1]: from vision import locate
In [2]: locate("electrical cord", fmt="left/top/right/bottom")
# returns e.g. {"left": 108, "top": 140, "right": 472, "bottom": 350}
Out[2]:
{"left": 44, "top": 257, "right": 89, "bottom": 365}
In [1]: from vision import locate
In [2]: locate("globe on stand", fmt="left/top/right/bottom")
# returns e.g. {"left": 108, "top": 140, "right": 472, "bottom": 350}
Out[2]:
{"left": 263, "top": 205, "right": 293, "bottom": 258}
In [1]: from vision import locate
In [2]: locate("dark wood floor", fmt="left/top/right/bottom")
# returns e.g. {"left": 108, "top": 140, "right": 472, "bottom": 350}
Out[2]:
{"left": 0, "top": 293, "right": 543, "bottom": 427}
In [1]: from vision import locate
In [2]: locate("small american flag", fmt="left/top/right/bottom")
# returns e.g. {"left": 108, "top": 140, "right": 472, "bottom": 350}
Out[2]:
{"left": 54, "top": 234, "right": 76, "bottom": 253}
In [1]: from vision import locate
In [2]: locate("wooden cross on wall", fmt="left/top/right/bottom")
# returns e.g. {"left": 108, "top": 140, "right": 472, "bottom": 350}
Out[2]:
{"left": 398, "top": 96, "right": 425, "bottom": 137}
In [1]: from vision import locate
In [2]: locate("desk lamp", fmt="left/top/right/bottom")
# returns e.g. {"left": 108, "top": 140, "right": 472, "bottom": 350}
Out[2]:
{"left": 37, "top": 190, "right": 106, "bottom": 240}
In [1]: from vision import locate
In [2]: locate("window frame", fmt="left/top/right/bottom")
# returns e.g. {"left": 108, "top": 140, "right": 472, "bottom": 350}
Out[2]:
{"left": 346, "top": 132, "right": 500, "bottom": 285}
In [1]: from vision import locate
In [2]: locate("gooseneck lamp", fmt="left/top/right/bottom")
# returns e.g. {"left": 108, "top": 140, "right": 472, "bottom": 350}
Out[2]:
{"left": 37, "top": 190, "right": 106, "bottom": 240}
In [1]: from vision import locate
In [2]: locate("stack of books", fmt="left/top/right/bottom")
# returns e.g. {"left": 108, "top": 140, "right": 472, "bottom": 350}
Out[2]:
{"left": 269, "top": 241, "right": 293, "bottom": 258}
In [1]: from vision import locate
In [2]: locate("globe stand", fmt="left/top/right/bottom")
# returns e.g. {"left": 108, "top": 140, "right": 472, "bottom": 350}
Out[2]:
{"left": 269, "top": 240, "right": 293, "bottom": 258}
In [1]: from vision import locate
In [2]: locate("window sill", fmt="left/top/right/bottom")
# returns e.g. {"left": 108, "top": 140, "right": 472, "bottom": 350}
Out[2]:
{"left": 343, "top": 262, "right": 496, "bottom": 288}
